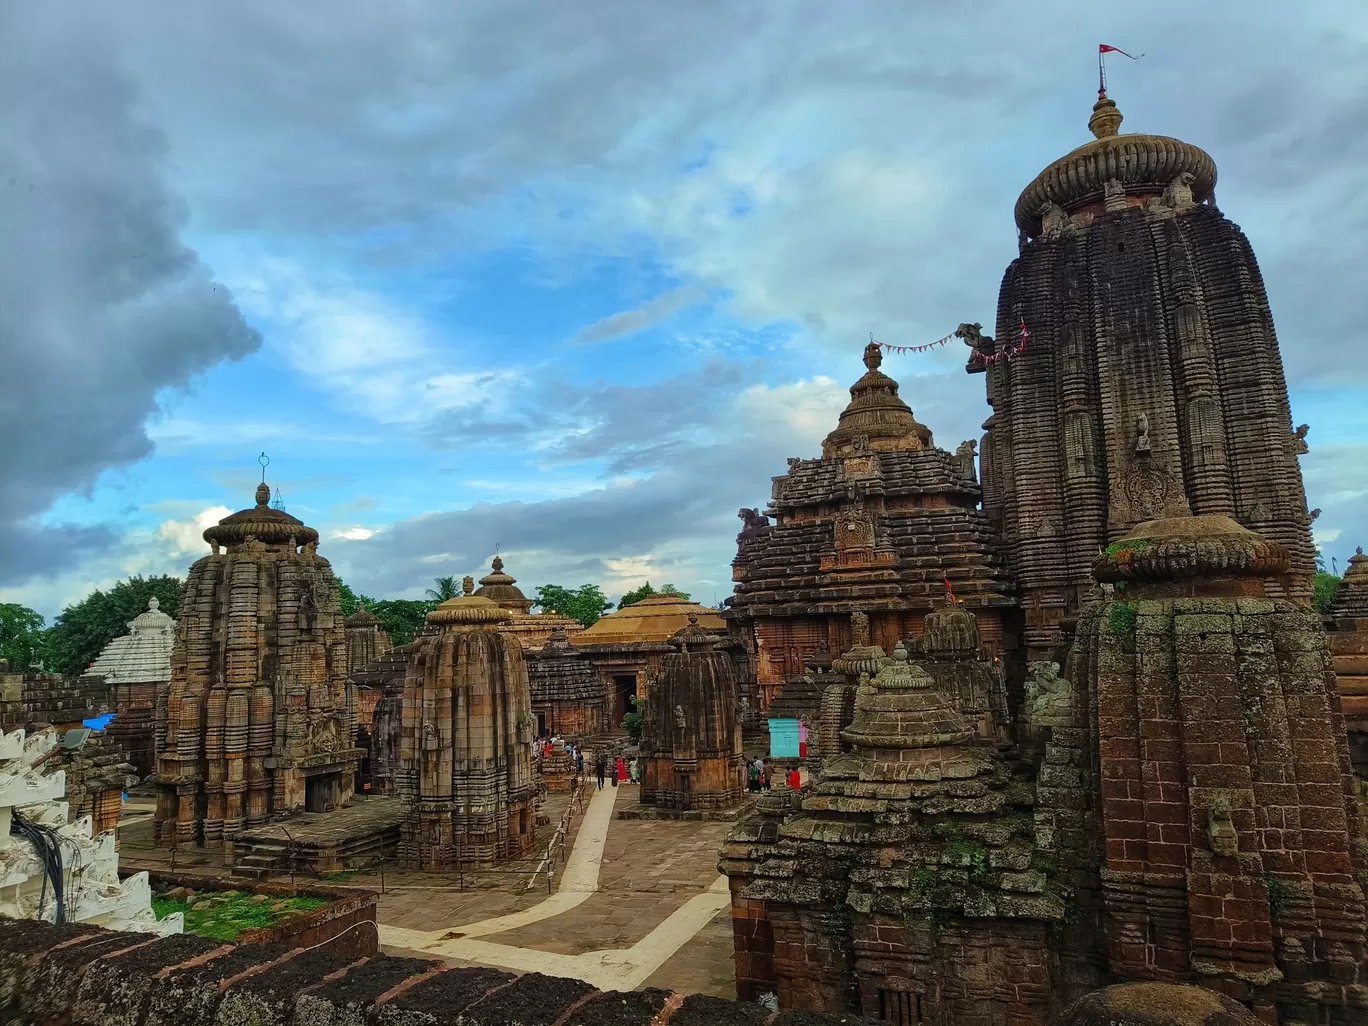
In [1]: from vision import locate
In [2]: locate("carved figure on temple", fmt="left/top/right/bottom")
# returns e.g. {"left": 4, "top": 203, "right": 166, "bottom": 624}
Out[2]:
{"left": 1103, "top": 177, "right": 1127, "bottom": 211}
{"left": 1293, "top": 423, "right": 1310, "bottom": 454}
{"left": 1024, "top": 661, "right": 1073, "bottom": 730}
{"left": 1207, "top": 796, "right": 1239, "bottom": 857}
{"left": 737, "top": 507, "right": 770, "bottom": 536}
{"left": 1039, "top": 200, "right": 1068, "bottom": 239}
{"left": 1160, "top": 170, "right": 1197, "bottom": 211}
{"left": 299, "top": 581, "right": 318, "bottom": 631}
{"left": 1134, "top": 412, "right": 1152, "bottom": 454}
{"left": 955, "top": 321, "right": 991, "bottom": 352}
{"left": 956, "top": 438, "right": 978, "bottom": 482}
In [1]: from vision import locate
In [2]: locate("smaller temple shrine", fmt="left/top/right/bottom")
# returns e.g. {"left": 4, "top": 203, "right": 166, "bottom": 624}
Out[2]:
{"left": 154, "top": 482, "right": 362, "bottom": 852}
{"left": 475, "top": 555, "right": 584, "bottom": 651}
{"left": 570, "top": 592, "right": 727, "bottom": 727}
{"left": 85, "top": 596, "right": 177, "bottom": 777}
{"left": 397, "top": 577, "right": 537, "bottom": 870}
{"left": 721, "top": 627, "right": 1063, "bottom": 1021}
{"left": 917, "top": 597, "right": 1011, "bottom": 744}
{"left": 526, "top": 626, "right": 609, "bottom": 738}
{"left": 727, "top": 341, "right": 1018, "bottom": 722}
{"left": 639, "top": 615, "right": 744, "bottom": 814}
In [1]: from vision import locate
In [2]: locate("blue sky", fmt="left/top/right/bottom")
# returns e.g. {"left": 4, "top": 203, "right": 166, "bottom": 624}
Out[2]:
{"left": 4, "top": 2, "right": 1367, "bottom": 618}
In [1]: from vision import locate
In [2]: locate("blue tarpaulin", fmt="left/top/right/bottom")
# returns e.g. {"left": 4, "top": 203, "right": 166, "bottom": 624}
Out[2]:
{"left": 769, "top": 718, "right": 800, "bottom": 758}
{"left": 83, "top": 713, "right": 116, "bottom": 731}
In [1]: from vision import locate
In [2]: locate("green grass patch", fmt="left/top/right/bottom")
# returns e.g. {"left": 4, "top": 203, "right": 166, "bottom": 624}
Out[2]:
{"left": 152, "top": 890, "right": 328, "bottom": 942}
{"left": 321, "top": 870, "right": 360, "bottom": 882}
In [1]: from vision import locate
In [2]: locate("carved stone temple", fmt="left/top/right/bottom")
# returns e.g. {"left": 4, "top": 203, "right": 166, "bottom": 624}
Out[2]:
{"left": 970, "top": 91, "right": 1316, "bottom": 660}
{"left": 526, "top": 626, "right": 609, "bottom": 738}
{"left": 726, "top": 343, "right": 1016, "bottom": 718}
{"left": 153, "top": 483, "right": 361, "bottom": 852}
{"left": 639, "top": 615, "right": 745, "bottom": 813}
{"left": 397, "top": 577, "right": 537, "bottom": 870}
{"left": 475, "top": 555, "right": 585, "bottom": 651}
{"left": 723, "top": 88, "right": 1360, "bottom": 1025}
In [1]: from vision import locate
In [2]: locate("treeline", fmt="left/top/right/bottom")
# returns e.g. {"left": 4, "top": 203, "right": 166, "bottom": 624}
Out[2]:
{"left": 3, "top": 574, "right": 694, "bottom": 676}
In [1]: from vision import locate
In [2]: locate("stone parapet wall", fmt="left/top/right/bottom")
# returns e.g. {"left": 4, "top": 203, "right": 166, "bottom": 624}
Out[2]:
{"left": 0, "top": 917, "right": 881, "bottom": 1026}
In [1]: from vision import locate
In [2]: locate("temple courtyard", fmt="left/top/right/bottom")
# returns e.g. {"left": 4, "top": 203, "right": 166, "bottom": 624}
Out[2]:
{"left": 117, "top": 779, "right": 740, "bottom": 998}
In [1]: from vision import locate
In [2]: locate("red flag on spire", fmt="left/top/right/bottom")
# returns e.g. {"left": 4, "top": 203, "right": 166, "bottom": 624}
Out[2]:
{"left": 1099, "top": 44, "right": 1142, "bottom": 59}
{"left": 944, "top": 577, "right": 957, "bottom": 605}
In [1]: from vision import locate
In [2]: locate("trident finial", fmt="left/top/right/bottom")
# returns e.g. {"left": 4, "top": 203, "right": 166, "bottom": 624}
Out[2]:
{"left": 258, "top": 452, "right": 270, "bottom": 483}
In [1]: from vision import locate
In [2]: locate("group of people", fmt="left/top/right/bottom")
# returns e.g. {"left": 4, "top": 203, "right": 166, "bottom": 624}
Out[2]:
{"left": 593, "top": 752, "right": 639, "bottom": 789}
{"left": 747, "top": 757, "right": 802, "bottom": 792}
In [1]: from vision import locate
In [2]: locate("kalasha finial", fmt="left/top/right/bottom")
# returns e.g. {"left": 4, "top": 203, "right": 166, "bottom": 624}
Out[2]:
{"left": 491, "top": 555, "right": 504, "bottom": 573}
{"left": 462, "top": 575, "right": 475, "bottom": 596}
{"left": 255, "top": 452, "right": 272, "bottom": 507}
{"left": 863, "top": 336, "right": 882, "bottom": 371}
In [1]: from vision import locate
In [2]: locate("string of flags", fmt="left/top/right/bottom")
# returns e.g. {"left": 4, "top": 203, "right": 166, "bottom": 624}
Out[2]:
{"left": 870, "top": 330, "right": 955, "bottom": 355}
{"left": 871, "top": 321, "right": 1031, "bottom": 365}
{"left": 981, "top": 321, "right": 1030, "bottom": 366}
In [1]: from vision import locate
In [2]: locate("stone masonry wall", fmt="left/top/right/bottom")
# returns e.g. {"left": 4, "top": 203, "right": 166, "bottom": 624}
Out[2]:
{"left": 0, "top": 917, "right": 881, "bottom": 1026}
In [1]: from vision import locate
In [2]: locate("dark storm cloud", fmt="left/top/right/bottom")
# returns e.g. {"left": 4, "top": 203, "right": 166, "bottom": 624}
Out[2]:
{"left": 0, "top": 9, "right": 259, "bottom": 584}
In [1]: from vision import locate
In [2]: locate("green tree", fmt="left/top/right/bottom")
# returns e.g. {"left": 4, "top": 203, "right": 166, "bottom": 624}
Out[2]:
{"left": 365, "top": 599, "right": 435, "bottom": 647}
{"left": 533, "top": 584, "right": 613, "bottom": 628}
{"left": 1314, "top": 571, "right": 1341, "bottom": 615}
{"left": 46, "top": 575, "right": 185, "bottom": 675}
{"left": 336, "top": 579, "right": 363, "bottom": 618}
{"left": 0, "top": 603, "right": 47, "bottom": 670}
{"left": 621, "top": 697, "right": 646, "bottom": 743}
{"left": 424, "top": 576, "right": 460, "bottom": 602}
{"left": 616, "top": 581, "right": 689, "bottom": 610}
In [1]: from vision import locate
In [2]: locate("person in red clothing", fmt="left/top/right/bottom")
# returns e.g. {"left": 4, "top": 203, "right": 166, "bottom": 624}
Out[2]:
{"left": 787, "top": 768, "right": 801, "bottom": 790}
{"left": 614, "top": 755, "right": 627, "bottom": 786}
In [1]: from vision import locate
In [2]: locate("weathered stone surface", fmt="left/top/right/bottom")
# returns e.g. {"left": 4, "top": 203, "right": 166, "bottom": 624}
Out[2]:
{"left": 979, "top": 95, "right": 1316, "bottom": 660}
{"left": 397, "top": 577, "right": 537, "bottom": 869}
{"left": 154, "top": 483, "right": 361, "bottom": 853}
{"left": 728, "top": 343, "right": 1017, "bottom": 715}
{"left": 640, "top": 616, "right": 744, "bottom": 811}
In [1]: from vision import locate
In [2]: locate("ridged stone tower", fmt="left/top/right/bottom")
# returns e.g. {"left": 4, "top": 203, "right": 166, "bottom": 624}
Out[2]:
{"left": 729, "top": 342, "right": 1016, "bottom": 712}
{"left": 154, "top": 483, "right": 360, "bottom": 849}
{"left": 640, "top": 614, "right": 744, "bottom": 812}
{"left": 398, "top": 577, "right": 537, "bottom": 869}
{"left": 968, "top": 90, "right": 1316, "bottom": 657}
{"left": 1063, "top": 515, "right": 1368, "bottom": 1020}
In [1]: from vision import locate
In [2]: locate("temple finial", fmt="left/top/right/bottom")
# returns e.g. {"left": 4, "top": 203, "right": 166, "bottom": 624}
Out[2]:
{"left": 863, "top": 339, "right": 882, "bottom": 371}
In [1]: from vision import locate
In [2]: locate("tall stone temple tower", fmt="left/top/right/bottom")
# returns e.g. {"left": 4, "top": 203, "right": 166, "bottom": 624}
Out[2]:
{"left": 154, "top": 483, "right": 361, "bottom": 849}
{"left": 968, "top": 91, "right": 1316, "bottom": 657}
{"left": 397, "top": 577, "right": 537, "bottom": 870}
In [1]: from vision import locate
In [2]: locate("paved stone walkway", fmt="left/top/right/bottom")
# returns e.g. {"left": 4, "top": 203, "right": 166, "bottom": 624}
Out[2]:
{"left": 117, "top": 780, "right": 738, "bottom": 997}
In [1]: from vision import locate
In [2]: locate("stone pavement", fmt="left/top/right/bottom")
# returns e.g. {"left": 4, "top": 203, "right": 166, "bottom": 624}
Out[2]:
{"left": 118, "top": 779, "right": 739, "bottom": 998}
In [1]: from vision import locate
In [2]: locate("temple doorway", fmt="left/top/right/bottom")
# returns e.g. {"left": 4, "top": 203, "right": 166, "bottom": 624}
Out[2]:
{"left": 611, "top": 674, "right": 637, "bottom": 728}
{"left": 536, "top": 711, "right": 548, "bottom": 736}
{"left": 305, "top": 772, "right": 341, "bottom": 813}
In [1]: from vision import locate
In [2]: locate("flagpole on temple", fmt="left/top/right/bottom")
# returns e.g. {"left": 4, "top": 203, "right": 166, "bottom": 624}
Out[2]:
{"left": 1098, "top": 45, "right": 1106, "bottom": 98}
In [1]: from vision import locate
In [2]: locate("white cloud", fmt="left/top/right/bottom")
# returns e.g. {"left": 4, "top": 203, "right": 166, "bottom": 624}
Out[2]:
{"left": 155, "top": 505, "right": 231, "bottom": 558}
{"left": 331, "top": 526, "right": 377, "bottom": 541}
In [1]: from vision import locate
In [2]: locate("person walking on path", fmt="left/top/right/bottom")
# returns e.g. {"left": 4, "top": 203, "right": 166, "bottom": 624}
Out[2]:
{"left": 747, "top": 759, "right": 759, "bottom": 793}
{"left": 576, "top": 748, "right": 585, "bottom": 774}
{"left": 628, "top": 756, "right": 640, "bottom": 783}
{"left": 614, "top": 755, "right": 626, "bottom": 786}
{"left": 595, "top": 753, "right": 607, "bottom": 790}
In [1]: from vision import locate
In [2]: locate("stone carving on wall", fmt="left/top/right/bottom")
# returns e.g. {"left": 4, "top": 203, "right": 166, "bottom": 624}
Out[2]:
{"left": 834, "top": 507, "right": 876, "bottom": 552}
{"left": 738, "top": 508, "right": 771, "bottom": 536}
{"left": 1161, "top": 171, "right": 1196, "bottom": 212}
{"left": 1207, "top": 795, "right": 1239, "bottom": 857}
{"left": 1124, "top": 463, "right": 1172, "bottom": 521}
{"left": 1039, "top": 200, "right": 1068, "bottom": 240}
{"left": 1025, "top": 661, "right": 1074, "bottom": 729}
{"left": 956, "top": 439, "right": 978, "bottom": 483}
{"left": 1134, "top": 412, "right": 1152, "bottom": 454}
{"left": 1103, "top": 177, "right": 1127, "bottom": 212}
{"left": 299, "top": 582, "right": 318, "bottom": 632}
{"left": 308, "top": 716, "right": 339, "bottom": 755}
{"left": 1293, "top": 423, "right": 1310, "bottom": 454}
